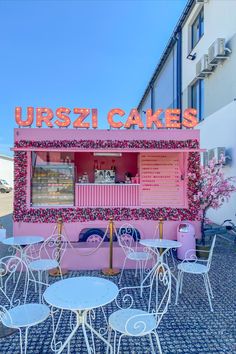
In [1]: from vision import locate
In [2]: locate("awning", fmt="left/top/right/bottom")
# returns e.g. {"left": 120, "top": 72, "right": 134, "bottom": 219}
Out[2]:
{"left": 11, "top": 147, "right": 206, "bottom": 153}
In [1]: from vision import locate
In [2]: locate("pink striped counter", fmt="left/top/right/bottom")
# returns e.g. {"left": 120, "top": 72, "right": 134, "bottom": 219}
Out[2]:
{"left": 75, "top": 183, "right": 140, "bottom": 207}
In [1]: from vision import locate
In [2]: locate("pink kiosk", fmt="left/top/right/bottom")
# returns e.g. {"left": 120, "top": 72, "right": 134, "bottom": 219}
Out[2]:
{"left": 13, "top": 128, "right": 201, "bottom": 269}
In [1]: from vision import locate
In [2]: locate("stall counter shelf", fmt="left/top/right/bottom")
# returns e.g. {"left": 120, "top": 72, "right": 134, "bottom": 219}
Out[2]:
{"left": 75, "top": 183, "right": 140, "bottom": 207}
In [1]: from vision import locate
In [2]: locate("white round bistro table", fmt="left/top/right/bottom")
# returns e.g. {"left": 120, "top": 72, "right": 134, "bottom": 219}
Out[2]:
{"left": 139, "top": 239, "right": 182, "bottom": 306}
{"left": 2, "top": 236, "right": 44, "bottom": 258}
{"left": 43, "top": 276, "right": 119, "bottom": 354}
{"left": 1, "top": 236, "right": 44, "bottom": 274}
{"left": 0, "top": 236, "right": 44, "bottom": 275}
{"left": 140, "top": 239, "right": 182, "bottom": 263}
{"left": 140, "top": 238, "right": 182, "bottom": 275}
{"left": 1, "top": 235, "right": 44, "bottom": 271}
{"left": 2, "top": 236, "right": 44, "bottom": 247}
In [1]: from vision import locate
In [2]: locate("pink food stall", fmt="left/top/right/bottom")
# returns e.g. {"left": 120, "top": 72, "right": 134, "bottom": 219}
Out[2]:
{"left": 13, "top": 128, "right": 201, "bottom": 269}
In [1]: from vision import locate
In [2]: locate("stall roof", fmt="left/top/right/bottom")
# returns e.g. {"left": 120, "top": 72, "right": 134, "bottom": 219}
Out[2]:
{"left": 13, "top": 128, "right": 204, "bottom": 152}
{"left": 12, "top": 148, "right": 205, "bottom": 153}
{"left": 14, "top": 128, "right": 200, "bottom": 143}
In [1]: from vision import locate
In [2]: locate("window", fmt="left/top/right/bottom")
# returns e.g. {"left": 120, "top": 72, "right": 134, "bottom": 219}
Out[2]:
{"left": 191, "top": 8, "right": 204, "bottom": 49}
{"left": 191, "top": 80, "right": 204, "bottom": 121}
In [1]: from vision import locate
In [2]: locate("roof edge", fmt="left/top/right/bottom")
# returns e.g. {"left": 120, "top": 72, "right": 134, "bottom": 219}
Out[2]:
{"left": 137, "top": 0, "right": 195, "bottom": 110}
{"left": 0, "top": 154, "right": 14, "bottom": 161}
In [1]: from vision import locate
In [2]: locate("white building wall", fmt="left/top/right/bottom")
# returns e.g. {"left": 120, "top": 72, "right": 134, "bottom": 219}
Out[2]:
{"left": 139, "top": 42, "right": 178, "bottom": 126}
{"left": 153, "top": 43, "right": 177, "bottom": 110}
{"left": 199, "top": 101, "right": 236, "bottom": 224}
{"left": 182, "top": 0, "right": 236, "bottom": 224}
{"left": 182, "top": 0, "right": 236, "bottom": 101}
{"left": 0, "top": 156, "right": 14, "bottom": 187}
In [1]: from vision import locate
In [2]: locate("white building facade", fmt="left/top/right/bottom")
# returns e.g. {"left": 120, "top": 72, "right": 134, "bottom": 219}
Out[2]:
{"left": 0, "top": 155, "right": 14, "bottom": 187}
{"left": 182, "top": 0, "right": 236, "bottom": 224}
{"left": 138, "top": 0, "right": 236, "bottom": 225}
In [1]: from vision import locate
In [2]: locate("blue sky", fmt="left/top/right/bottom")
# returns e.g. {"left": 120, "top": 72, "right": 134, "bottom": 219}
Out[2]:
{"left": 0, "top": 0, "right": 187, "bottom": 156}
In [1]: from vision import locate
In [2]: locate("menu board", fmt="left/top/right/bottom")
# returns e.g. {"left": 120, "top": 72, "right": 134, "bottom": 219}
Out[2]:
{"left": 140, "top": 153, "right": 185, "bottom": 207}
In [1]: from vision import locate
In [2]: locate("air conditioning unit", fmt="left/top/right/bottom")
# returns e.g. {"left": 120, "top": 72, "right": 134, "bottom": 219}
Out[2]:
{"left": 196, "top": 0, "right": 209, "bottom": 3}
{"left": 208, "top": 147, "right": 226, "bottom": 164}
{"left": 196, "top": 55, "right": 212, "bottom": 78}
{"left": 208, "top": 38, "right": 228, "bottom": 65}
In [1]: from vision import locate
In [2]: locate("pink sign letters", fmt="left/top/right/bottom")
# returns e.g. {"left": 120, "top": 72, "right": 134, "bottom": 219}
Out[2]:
{"left": 15, "top": 107, "right": 198, "bottom": 129}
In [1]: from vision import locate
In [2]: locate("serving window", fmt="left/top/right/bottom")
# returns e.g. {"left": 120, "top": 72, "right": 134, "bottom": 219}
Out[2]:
{"left": 30, "top": 151, "right": 187, "bottom": 208}
{"left": 74, "top": 152, "right": 139, "bottom": 184}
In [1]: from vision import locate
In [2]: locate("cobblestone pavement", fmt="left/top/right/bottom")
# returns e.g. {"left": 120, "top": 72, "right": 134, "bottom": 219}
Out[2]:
{"left": 0, "top": 193, "right": 236, "bottom": 352}
{"left": 0, "top": 235, "right": 236, "bottom": 353}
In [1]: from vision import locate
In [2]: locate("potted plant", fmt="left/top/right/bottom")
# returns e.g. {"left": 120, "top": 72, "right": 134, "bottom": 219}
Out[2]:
{"left": 189, "top": 156, "right": 236, "bottom": 256}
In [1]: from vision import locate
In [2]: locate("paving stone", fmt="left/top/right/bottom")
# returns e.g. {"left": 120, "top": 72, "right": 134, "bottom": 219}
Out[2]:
{"left": 0, "top": 236, "right": 235, "bottom": 353}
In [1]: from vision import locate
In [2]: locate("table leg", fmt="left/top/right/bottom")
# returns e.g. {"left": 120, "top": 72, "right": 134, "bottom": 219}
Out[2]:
{"left": 159, "top": 250, "right": 179, "bottom": 302}
{"left": 85, "top": 321, "right": 113, "bottom": 353}
{"left": 55, "top": 309, "right": 112, "bottom": 354}
{"left": 140, "top": 263, "right": 156, "bottom": 295}
{"left": 56, "top": 320, "right": 80, "bottom": 354}
{"left": 140, "top": 250, "right": 158, "bottom": 292}
{"left": 140, "top": 250, "right": 164, "bottom": 297}
{"left": 38, "top": 271, "right": 42, "bottom": 303}
{"left": 82, "top": 322, "right": 93, "bottom": 354}
{"left": 141, "top": 248, "right": 175, "bottom": 309}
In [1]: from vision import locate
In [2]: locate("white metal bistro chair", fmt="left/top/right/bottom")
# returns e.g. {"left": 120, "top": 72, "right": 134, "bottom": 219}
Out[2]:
{"left": 116, "top": 224, "right": 152, "bottom": 284}
{"left": 0, "top": 255, "right": 50, "bottom": 354}
{"left": 27, "top": 233, "right": 68, "bottom": 301}
{"left": 175, "top": 235, "right": 216, "bottom": 312}
{"left": 107, "top": 262, "right": 171, "bottom": 354}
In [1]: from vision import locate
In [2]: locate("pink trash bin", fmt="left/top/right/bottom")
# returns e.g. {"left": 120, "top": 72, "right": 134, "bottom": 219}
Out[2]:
{"left": 177, "top": 222, "right": 196, "bottom": 260}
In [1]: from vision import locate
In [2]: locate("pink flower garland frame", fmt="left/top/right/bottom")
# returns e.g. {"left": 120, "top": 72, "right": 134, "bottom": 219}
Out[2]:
{"left": 13, "top": 139, "right": 201, "bottom": 223}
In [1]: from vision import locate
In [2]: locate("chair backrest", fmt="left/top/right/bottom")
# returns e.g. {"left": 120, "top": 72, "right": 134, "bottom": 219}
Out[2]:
{"left": 207, "top": 234, "right": 216, "bottom": 270}
{"left": 26, "top": 233, "right": 68, "bottom": 263}
{"left": 122, "top": 262, "right": 171, "bottom": 336}
{"left": 117, "top": 223, "right": 139, "bottom": 256}
{"left": 0, "top": 256, "right": 29, "bottom": 309}
{"left": 41, "top": 233, "right": 68, "bottom": 263}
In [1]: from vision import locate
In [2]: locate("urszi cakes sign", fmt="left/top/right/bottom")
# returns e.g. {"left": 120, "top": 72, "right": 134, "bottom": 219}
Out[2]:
{"left": 15, "top": 107, "right": 198, "bottom": 129}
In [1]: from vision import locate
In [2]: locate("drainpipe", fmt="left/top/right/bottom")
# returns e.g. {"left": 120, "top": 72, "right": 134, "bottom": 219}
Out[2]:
{"left": 176, "top": 28, "right": 182, "bottom": 124}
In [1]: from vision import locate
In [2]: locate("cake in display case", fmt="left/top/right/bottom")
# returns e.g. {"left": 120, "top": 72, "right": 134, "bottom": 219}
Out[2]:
{"left": 31, "top": 164, "right": 74, "bottom": 206}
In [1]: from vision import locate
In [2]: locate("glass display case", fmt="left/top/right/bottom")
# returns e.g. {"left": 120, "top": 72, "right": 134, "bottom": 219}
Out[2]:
{"left": 31, "top": 164, "right": 75, "bottom": 206}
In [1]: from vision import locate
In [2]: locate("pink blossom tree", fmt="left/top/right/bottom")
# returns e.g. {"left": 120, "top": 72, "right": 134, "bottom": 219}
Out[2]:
{"left": 189, "top": 157, "right": 236, "bottom": 244}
